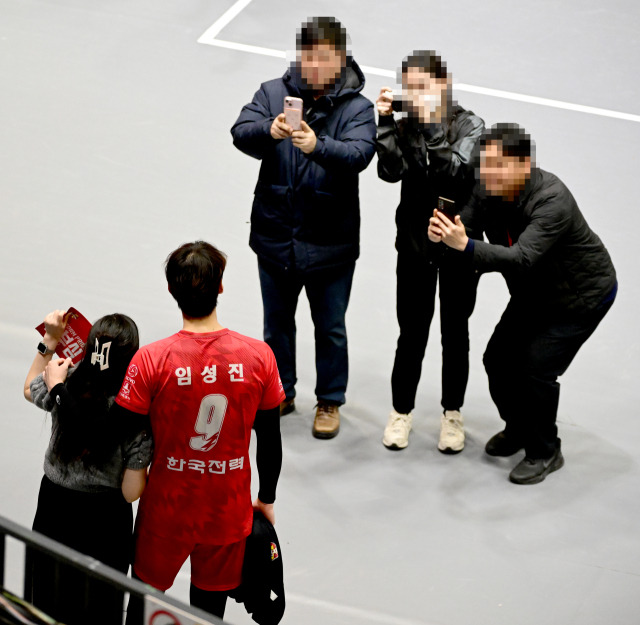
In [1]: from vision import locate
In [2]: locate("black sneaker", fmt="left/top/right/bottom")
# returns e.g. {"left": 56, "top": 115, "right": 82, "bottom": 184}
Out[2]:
{"left": 509, "top": 445, "right": 564, "bottom": 485}
{"left": 485, "top": 430, "right": 524, "bottom": 457}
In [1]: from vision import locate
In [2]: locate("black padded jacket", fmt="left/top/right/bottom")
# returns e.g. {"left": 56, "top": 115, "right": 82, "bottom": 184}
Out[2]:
{"left": 461, "top": 168, "right": 617, "bottom": 315}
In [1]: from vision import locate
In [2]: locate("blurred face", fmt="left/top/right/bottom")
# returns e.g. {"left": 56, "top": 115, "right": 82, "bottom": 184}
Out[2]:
{"left": 299, "top": 42, "right": 345, "bottom": 92}
{"left": 401, "top": 67, "right": 449, "bottom": 123}
{"left": 480, "top": 141, "right": 531, "bottom": 200}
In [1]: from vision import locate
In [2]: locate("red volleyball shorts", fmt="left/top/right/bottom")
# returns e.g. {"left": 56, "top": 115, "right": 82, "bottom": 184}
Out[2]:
{"left": 133, "top": 529, "right": 246, "bottom": 592}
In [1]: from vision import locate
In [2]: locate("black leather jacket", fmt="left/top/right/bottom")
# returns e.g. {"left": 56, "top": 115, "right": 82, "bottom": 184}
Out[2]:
{"left": 376, "top": 105, "right": 484, "bottom": 259}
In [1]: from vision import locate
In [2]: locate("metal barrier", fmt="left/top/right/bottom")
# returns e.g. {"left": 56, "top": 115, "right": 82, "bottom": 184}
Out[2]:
{"left": 0, "top": 514, "right": 224, "bottom": 625}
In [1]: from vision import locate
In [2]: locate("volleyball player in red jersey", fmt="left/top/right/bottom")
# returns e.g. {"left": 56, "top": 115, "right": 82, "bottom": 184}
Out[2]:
{"left": 117, "top": 241, "right": 284, "bottom": 621}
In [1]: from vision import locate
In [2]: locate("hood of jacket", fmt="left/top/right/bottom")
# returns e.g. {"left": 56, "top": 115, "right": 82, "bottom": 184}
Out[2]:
{"left": 282, "top": 58, "right": 366, "bottom": 107}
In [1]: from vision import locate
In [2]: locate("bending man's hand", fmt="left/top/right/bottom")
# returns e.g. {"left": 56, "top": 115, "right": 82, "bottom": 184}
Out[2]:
{"left": 428, "top": 210, "right": 443, "bottom": 243}
{"left": 429, "top": 209, "right": 469, "bottom": 251}
{"left": 291, "top": 121, "right": 317, "bottom": 154}
{"left": 253, "top": 498, "right": 275, "bottom": 526}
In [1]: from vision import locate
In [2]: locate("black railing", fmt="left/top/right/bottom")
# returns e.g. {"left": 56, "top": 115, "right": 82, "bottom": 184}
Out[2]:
{"left": 0, "top": 513, "right": 224, "bottom": 625}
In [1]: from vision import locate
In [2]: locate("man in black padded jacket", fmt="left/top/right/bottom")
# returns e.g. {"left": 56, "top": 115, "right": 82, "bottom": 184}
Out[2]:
{"left": 376, "top": 50, "right": 484, "bottom": 455}
{"left": 430, "top": 123, "right": 617, "bottom": 485}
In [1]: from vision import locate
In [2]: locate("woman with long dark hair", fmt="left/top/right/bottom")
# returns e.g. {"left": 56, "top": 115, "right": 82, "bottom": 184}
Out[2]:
{"left": 23, "top": 309, "right": 152, "bottom": 625}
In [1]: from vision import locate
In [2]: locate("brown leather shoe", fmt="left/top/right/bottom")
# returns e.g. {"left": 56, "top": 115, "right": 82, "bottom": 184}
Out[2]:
{"left": 280, "top": 398, "right": 296, "bottom": 417}
{"left": 312, "top": 401, "right": 340, "bottom": 439}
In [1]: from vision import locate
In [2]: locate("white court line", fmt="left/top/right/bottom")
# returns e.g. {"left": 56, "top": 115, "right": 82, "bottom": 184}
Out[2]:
{"left": 198, "top": 0, "right": 255, "bottom": 42}
{"left": 175, "top": 570, "right": 430, "bottom": 625}
{"left": 284, "top": 592, "right": 432, "bottom": 625}
{"left": 198, "top": 5, "right": 640, "bottom": 124}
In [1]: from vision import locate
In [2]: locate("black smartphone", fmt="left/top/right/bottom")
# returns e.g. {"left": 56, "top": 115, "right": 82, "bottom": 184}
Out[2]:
{"left": 437, "top": 196, "right": 457, "bottom": 222}
{"left": 391, "top": 97, "right": 404, "bottom": 113}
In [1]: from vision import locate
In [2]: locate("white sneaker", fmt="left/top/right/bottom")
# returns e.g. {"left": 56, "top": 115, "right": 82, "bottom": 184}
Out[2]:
{"left": 438, "top": 410, "right": 465, "bottom": 454}
{"left": 382, "top": 410, "right": 412, "bottom": 450}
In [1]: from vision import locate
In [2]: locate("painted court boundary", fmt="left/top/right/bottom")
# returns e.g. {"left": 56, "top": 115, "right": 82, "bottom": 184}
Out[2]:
{"left": 198, "top": 0, "right": 640, "bottom": 124}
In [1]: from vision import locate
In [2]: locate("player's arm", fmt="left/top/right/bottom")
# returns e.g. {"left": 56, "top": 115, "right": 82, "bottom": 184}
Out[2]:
{"left": 122, "top": 468, "right": 148, "bottom": 503}
{"left": 111, "top": 402, "right": 153, "bottom": 502}
{"left": 252, "top": 406, "right": 282, "bottom": 525}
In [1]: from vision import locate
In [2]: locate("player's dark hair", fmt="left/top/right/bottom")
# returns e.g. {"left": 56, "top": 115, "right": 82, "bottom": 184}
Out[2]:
{"left": 402, "top": 50, "right": 448, "bottom": 80}
{"left": 481, "top": 123, "right": 533, "bottom": 160}
{"left": 53, "top": 313, "right": 140, "bottom": 469}
{"left": 165, "top": 241, "right": 227, "bottom": 319}
{"left": 297, "top": 16, "right": 347, "bottom": 52}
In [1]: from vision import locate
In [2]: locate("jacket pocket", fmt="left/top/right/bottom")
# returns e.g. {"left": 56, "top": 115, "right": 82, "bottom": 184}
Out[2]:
{"left": 303, "top": 189, "right": 359, "bottom": 244}
{"left": 251, "top": 183, "right": 292, "bottom": 238}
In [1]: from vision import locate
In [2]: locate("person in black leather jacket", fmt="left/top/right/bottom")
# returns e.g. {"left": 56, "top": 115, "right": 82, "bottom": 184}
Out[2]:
{"left": 430, "top": 123, "right": 617, "bottom": 484}
{"left": 376, "top": 50, "right": 484, "bottom": 455}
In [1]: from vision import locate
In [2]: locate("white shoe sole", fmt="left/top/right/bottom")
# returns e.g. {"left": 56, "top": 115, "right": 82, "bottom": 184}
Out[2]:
{"left": 383, "top": 437, "right": 409, "bottom": 450}
{"left": 438, "top": 443, "right": 464, "bottom": 454}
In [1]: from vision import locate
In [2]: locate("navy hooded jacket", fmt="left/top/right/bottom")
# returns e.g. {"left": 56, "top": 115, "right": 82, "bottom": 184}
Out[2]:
{"left": 231, "top": 61, "right": 376, "bottom": 272}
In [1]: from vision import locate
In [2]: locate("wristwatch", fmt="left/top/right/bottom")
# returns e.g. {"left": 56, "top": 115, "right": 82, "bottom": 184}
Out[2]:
{"left": 37, "top": 341, "right": 56, "bottom": 356}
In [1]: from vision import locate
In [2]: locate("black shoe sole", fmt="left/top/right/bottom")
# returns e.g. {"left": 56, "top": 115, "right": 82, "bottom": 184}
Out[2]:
{"left": 312, "top": 427, "right": 339, "bottom": 440}
{"left": 438, "top": 446, "right": 463, "bottom": 455}
{"left": 509, "top": 453, "right": 565, "bottom": 485}
{"left": 383, "top": 442, "right": 407, "bottom": 451}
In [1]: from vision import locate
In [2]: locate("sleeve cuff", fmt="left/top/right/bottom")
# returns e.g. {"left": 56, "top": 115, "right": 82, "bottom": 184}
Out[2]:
{"left": 257, "top": 490, "right": 275, "bottom": 505}
{"left": 377, "top": 114, "right": 395, "bottom": 127}
{"left": 464, "top": 238, "right": 475, "bottom": 254}
{"left": 49, "top": 383, "right": 68, "bottom": 406}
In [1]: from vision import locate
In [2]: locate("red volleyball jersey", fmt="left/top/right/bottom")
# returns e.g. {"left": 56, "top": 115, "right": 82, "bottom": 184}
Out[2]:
{"left": 115, "top": 329, "right": 284, "bottom": 545}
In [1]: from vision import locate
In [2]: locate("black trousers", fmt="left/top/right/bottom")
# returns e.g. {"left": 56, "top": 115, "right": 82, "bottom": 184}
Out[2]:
{"left": 30, "top": 475, "right": 133, "bottom": 625}
{"left": 483, "top": 295, "right": 615, "bottom": 459}
{"left": 392, "top": 252, "right": 479, "bottom": 414}
{"left": 258, "top": 259, "right": 356, "bottom": 405}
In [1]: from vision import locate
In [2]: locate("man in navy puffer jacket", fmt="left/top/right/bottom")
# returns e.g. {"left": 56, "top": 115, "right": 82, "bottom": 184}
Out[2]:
{"left": 231, "top": 17, "right": 376, "bottom": 439}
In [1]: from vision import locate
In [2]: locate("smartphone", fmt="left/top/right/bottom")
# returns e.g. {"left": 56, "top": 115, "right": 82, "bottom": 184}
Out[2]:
{"left": 437, "top": 196, "right": 457, "bottom": 222}
{"left": 284, "top": 96, "right": 303, "bottom": 131}
{"left": 385, "top": 90, "right": 405, "bottom": 113}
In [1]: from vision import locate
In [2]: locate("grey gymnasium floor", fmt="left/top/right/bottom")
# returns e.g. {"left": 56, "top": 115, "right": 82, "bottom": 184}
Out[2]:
{"left": 1, "top": 1, "right": 640, "bottom": 624}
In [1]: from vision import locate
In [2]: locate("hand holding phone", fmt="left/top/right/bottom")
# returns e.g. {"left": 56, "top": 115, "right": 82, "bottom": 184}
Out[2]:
{"left": 376, "top": 88, "right": 394, "bottom": 116}
{"left": 284, "top": 96, "right": 303, "bottom": 131}
{"left": 271, "top": 114, "right": 292, "bottom": 140}
{"left": 437, "top": 196, "right": 457, "bottom": 223}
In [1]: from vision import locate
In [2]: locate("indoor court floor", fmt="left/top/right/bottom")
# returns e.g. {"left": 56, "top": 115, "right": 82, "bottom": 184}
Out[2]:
{"left": 1, "top": 1, "right": 639, "bottom": 624}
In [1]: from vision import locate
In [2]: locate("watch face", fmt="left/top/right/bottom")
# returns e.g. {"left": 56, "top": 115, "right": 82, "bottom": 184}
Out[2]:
{"left": 37, "top": 342, "right": 51, "bottom": 355}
